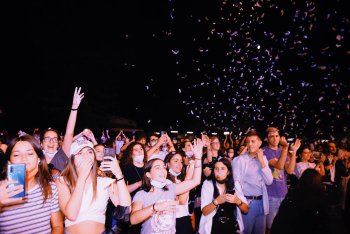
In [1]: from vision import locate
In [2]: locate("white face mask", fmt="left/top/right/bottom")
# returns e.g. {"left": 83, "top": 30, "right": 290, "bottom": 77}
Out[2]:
{"left": 43, "top": 150, "right": 57, "bottom": 158}
{"left": 169, "top": 168, "right": 181, "bottom": 177}
{"left": 150, "top": 179, "right": 172, "bottom": 189}
{"left": 228, "top": 153, "right": 234, "bottom": 158}
{"left": 185, "top": 151, "right": 194, "bottom": 157}
{"left": 133, "top": 154, "right": 144, "bottom": 163}
{"left": 151, "top": 140, "right": 157, "bottom": 146}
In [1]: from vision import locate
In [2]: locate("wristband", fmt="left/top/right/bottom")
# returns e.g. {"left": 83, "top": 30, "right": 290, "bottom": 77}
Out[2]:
{"left": 238, "top": 200, "right": 243, "bottom": 206}
{"left": 116, "top": 177, "right": 124, "bottom": 182}
{"left": 153, "top": 203, "right": 157, "bottom": 211}
{"left": 71, "top": 108, "right": 78, "bottom": 111}
{"left": 212, "top": 200, "right": 218, "bottom": 207}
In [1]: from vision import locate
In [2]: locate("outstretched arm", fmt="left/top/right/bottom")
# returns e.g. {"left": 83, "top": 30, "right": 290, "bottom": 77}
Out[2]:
{"left": 61, "top": 87, "right": 84, "bottom": 156}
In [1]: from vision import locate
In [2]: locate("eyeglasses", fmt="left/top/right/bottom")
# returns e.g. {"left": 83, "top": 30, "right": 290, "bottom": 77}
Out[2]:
{"left": 43, "top": 137, "right": 59, "bottom": 143}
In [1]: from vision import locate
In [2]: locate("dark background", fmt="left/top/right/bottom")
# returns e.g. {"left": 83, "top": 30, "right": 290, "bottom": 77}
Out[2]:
{"left": 1, "top": 0, "right": 349, "bottom": 140}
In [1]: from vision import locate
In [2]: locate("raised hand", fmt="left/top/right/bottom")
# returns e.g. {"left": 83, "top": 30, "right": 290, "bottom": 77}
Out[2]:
{"left": 190, "top": 138, "right": 204, "bottom": 158}
{"left": 201, "top": 134, "right": 210, "bottom": 147}
{"left": 290, "top": 138, "right": 301, "bottom": 152}
{"left": 72, "top": 87, "right": 84, "bottom": 109}
{"left": 100, "top": 156, "right": 123, "bottom": 178}
{"left": 279, "top": 136, "right": 288, "bottom": 148}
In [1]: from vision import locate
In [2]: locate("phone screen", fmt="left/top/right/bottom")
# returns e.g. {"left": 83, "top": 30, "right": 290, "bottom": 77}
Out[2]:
{"left": 103, "top": 148, "right": 116, "bottom": 160}
{"left": 7, "top": 164, "right": 26, "bottom": 198}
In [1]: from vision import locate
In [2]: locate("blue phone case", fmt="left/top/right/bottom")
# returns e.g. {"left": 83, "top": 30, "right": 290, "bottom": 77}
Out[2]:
{"left": 7, "top": 164, "right": 26, "bottom": 198}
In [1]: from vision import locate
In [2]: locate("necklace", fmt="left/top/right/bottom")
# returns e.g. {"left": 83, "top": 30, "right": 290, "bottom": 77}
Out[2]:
{"left": 133, "top": 164, "right": 143, "bottom": 181}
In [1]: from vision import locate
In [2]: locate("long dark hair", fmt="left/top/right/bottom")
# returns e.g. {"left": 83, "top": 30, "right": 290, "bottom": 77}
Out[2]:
{"left": 5, "top": 135, "right": 53, "bottom": 202}
{"left": 141, "top": 158, "right": 168, "bottom": 192}
{"left": 120, "top": 142, "right": 146, "bottom": 166}
{"left": 212, "top": 158, "right": 235, "bottom": 193}
{"left": 164, "top": 150, "right": 186, "bottom": 182}
{"left": 295, "top": 168, "right": 326, "bottom": 209}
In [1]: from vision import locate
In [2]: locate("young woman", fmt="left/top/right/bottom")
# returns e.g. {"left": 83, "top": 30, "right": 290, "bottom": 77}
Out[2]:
{"left": 120, "top": 142, "right": 147, "bottom": 198}
{"left": 56, "top": 138, "right": 131, "bottom": 234}
{"left": 164, "top": 150, "right": 194, "bottom": 234}
{"left": 119, "top": 142, "right": 147, "bottom": 233}
{"left": 200, "top": 158, "right": 248, "bottom": 234}
{"left": 0, "top": 135, "right": 63, "bottom": 233}
{"left": 130, "top": 139, "right": 204, "bottom": 234}
{"left": 295, "top": 146, "right": 325, "bottom": 179}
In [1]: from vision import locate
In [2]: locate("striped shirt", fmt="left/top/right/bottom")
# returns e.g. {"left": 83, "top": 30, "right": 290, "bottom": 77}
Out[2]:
{"left": 0, "top": 182, "right": 60, "bottom": 234}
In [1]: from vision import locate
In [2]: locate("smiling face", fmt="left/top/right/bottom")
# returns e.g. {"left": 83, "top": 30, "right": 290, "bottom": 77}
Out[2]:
{"left": 10, "top": 141, "right": 39, "bottom": 176}
{"left": 168, "top": 154, "right": 183, "bottom": 174}
{"left": 146, "top": 159, "right": 167, "bottom": 183}
{"left": 94, "top": 145, "right": 104, "bottom": 161}
{"left": 210, "top": 137, "right": 221, "bottom": 151}
{"left": 41, "top": 130, "right": 59, "bottom": 153}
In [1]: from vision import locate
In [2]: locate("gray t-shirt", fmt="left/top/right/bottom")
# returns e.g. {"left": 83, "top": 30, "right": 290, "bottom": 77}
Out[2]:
{"left": 133, "top": 184, "right": 176, "bottom": 234}
{"left": 50, "top": 148, "right": 68, "bottom": 172}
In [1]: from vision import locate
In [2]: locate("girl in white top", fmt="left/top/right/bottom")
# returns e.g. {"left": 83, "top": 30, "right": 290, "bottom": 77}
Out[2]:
{"left": 200, "top": 158, "right": 249, "bottom": 234}
{"left": 295, "top": 146, "right": 325, "bottom": 179}
{"left": 164, "top": 150, "right": 195, "bottom": 234}
{"left": 130, "top": 139, "right": 204, "bottom": 234}
{"left": 56, "top": 137, "right": 131, "bottom": 234}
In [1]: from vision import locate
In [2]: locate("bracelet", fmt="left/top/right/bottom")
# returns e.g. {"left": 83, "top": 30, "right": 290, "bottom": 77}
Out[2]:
{"left": 194, "top": 165, "right": 202, "bottom": 168}
{"left": 212, "top": 200, "right": 218, "bottom": 207}
{"left": 116, "top": 177, "right": 124, "bottom": 182}
{"left": 194, "top": 158, "right": 202, "bottom": 160}
{"left": 152, "top": 203, "right": 157, "bottom": 211}
{"left": 238, "top": 200, "right": 243, "bottom": 206}
{"left": 71, "top": 108, "right": 78, "bottom": 111}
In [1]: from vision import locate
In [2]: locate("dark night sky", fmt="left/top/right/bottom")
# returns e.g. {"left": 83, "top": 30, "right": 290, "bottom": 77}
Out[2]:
{"left": 1, "top": 0, "right": 350, "bottom": 140}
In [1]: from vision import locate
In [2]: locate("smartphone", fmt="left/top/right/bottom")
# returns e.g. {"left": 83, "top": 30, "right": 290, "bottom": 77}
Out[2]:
{"left": 7, "top": 164, "right": 26, "bottom": 198}
{"left": 161, "top": 131, "right": 167, "bottom": 136}
{"left": 223, "top": 132, "right": 230, "bottom": 136}
{"left": 103, "top": 148, "right": 116, "bottom": 160}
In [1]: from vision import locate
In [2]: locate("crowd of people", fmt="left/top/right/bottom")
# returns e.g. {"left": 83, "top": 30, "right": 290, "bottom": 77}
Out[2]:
{"left": 1, "top": 88, "right": 350, "bottom": 234}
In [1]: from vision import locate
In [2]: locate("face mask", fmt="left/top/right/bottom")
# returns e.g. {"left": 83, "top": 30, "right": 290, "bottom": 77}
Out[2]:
{"left": 162, "top": 146, "right": 167, "bottom": 152}
{"left": 228, "top": 153, "right": 234, "bottom": 158}
{"left": 43, "top": 150, "right": 57, "bottom": 158}
{"left": 133, "top": 154, "right": 144, "bottom": 163}
{"left": 150, "top": 179, "right": 172, "bottom": 189}
{"left": 216, "top": 177, "right": 228, "bottom": 184}
{"left": 151, "top": 140, "right": 157, "bottom": 146}
{"left": 185, "top": 151, "right": 194, "bottom": 157}
{"left": 169, "top": 168, "right": 181, "bottom": 177}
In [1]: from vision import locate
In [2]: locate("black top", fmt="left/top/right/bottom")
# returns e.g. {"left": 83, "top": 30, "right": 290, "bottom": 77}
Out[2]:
{"left": 121, "top": 163, "right": 145, "bottom": 198}
{"left": 271, "top": 189, "right": 331, "bottom": 234}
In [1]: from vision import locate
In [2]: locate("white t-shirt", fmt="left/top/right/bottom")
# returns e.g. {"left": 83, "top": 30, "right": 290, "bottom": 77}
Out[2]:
{"left": 295, "top": 162, "right": 316, "bottom": 178}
